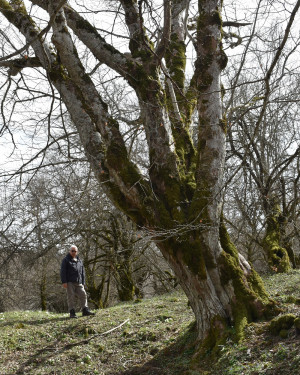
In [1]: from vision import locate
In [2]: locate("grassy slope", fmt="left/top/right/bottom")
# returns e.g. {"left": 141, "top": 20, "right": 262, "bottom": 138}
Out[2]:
{"left": 0, "top": 270, "right": 299, "bottom": 375}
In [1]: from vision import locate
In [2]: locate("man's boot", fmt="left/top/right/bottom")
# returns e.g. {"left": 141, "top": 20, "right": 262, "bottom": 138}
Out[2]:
{"left": 69, "top": 309, "right": 77, "bottom": 318}
{"left": 82, "top": 307, "right": 95, "bottom": 316}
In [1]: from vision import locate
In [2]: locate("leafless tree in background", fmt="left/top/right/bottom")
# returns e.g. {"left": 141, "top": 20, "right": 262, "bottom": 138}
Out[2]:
{"left": 223, "top": 9, "right": 300, "bottom": 272}
{"left": 0, "top": 161, "right": 175, "bottom": 311}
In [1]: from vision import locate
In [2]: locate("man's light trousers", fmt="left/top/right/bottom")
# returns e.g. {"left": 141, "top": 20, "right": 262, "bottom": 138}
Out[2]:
{"left": 66, "top": 282, "right": 88, "bottom": 311}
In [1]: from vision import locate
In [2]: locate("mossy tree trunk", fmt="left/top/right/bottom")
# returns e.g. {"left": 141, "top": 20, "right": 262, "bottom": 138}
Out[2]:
{"left": 87, "top": 210, "right": 142, "bottom": 302}
{"left": 115, "top": 267, "right": 135, "bottom": 302}
{"left": 84, "top": 263, "right": 110, "bottom": 309}
{"left": 263, "top": 204, "right": 292, "bottom": 273}
{"left": 157, "top": 226, "right": 273, "bottom": 343}
{"left": 106, "top": 212, "right": 137, "bottom": 302}
{"left": 0, "top": 0, "right": 282, "bottom": 343}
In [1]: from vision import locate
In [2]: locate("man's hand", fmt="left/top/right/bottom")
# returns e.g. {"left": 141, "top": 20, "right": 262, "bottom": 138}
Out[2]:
{"left": 62, "top": 283, "right": 67, "bottom": 289}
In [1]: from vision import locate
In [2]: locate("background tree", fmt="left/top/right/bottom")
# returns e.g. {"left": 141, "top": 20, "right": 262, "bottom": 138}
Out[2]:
{"left": 223, "top": 8, "right": 300, "bottom": 272}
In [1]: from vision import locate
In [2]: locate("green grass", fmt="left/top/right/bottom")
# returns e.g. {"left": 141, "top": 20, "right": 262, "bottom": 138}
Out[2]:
{"left": 0, "top": 270, "right": 299, "bottom": 375}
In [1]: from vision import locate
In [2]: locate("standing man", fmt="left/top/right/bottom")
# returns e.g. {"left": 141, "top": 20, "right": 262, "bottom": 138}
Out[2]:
{"left": 60, "top": 245, "right": 95, "bottom": 318}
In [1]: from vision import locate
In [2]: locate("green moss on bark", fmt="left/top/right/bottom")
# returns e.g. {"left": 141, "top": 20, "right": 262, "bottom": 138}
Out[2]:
{"left": 219, "top": 220, "right": 276, "bottom": 341}
{"left": 165, "top": 229, "right": 217, "bottom": 279}
{"left": 263, "top": 207, "right": 291, "bottom": 273}
{"left": 10, "top": 0, "right": 26, "bottom": 12}
{"left": 116, "top": 269, "right": 135, "bottom": 302}
{"left": 165, "top": 33, "right": 186, "bottom": 91}
{"left": 0, "top": 0, "right": 35, "bottom": 32}
{"left": 188, "top": 183, "right": 210, "bottom": 224}
{"left": 48, "top": 61, "right": 69, "bottom": 82}
{"left": 182, "top": 238, "right": 207, "bottom": 278}
{"left": 196, "top": 316, "right": 229, "bottom": 357}
{"left": 75, "top": 15, "right": 98, "bottom": 35}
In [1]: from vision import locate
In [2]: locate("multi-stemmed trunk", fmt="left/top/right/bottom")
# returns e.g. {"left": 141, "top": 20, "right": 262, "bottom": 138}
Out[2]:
{"left": 0, "top": 0, "right": 276, "bottom": 346}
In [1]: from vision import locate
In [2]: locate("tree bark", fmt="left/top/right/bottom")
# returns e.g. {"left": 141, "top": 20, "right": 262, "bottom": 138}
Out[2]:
{"left": 40, "top": 274, "right": 47, "bottom": 311}
{"left": 155, "top": 220, "right": 272, "bottom": 343}
{"left": 262, "top": 199, "right": 292, "bottom": 273}
{"left": 0, "top": 0, "right": 278, "bottom": 346}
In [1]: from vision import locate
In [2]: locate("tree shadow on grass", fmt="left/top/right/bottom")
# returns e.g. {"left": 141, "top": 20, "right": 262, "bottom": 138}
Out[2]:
{"left": 6, "top": 320, "right": 198, "bottom": 375}
{"left": 5, "top": 319, "right": 94, "bottom": 375}
{"left": 4, "top": 316, "right": 198, "bottom": 375}
{"left": 120, "top": 322, "right": 198, "bottom": 375}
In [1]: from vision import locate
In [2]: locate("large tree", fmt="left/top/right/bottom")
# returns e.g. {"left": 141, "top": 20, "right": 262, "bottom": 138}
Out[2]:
{"left": 1, "top": 0, "right": 298, "bottom": 346}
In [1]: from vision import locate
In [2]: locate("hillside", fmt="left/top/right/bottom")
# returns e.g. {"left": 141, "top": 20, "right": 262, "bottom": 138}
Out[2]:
{"left": 0, "top": 270, "right": 299, "bottom": 375}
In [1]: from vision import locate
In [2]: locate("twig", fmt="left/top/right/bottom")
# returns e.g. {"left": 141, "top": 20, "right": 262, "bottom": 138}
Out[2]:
{"left": 99, "top": 318, "right": 130, "bottom": 336}
{"left": 38, "top": 318, "right": 130, "bottom": 354}
{"left": 63, "top": 318, "right": 130, "bottom": 348}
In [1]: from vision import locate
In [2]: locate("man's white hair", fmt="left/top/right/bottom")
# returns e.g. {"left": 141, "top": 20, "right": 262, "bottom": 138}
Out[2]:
{"left": 69, "top": 245, "right": 78, "bottom": 251}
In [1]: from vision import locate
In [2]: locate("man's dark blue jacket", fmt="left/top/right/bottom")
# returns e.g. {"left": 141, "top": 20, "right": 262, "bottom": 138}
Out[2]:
{"left": 60, "top": 253, "right": 85, "bottom": 285}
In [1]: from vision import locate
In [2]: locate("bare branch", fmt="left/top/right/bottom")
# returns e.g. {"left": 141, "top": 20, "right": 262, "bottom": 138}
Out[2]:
{"left": 223, "top": 21, "right": 252, "bottom": 27}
